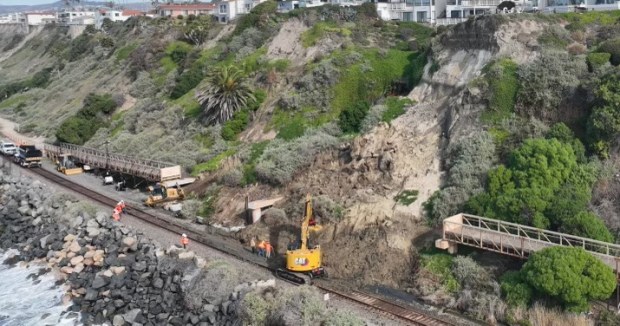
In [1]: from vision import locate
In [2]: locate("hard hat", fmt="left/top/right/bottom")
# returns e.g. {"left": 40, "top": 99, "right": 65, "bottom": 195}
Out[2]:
{"left": 182, "top": 233, "right": 187, "bottom": 237}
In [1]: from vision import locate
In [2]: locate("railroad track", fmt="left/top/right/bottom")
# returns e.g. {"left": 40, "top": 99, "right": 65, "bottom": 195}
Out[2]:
{"left": 25, "top": 165, "right": 458, "bottom": 326}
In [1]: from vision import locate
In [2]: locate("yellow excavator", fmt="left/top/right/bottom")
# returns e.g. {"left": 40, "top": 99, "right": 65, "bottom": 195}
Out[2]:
{"left": 144, "top": 183, "right": 185, "bottom": 207}
{"left": 276, "top": 194, "right": 327, "bottom": 284}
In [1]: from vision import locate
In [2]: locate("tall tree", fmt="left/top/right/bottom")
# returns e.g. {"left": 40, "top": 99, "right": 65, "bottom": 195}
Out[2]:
{"left": 196, "top": 66, "right": 254, "bottom": 125}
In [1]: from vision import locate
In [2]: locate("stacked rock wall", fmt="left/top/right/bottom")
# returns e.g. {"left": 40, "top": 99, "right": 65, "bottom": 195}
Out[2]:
{"left": 0, "top": 169, "right": 271, "bottom": 326}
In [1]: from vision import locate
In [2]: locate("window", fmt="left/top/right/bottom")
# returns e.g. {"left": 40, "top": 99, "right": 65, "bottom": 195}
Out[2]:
{"left": 416, "top": 11, "right": 427, "bottom": 21}
{"left": 403, "top": 12, "right": 413, "bottom": 21}
{"left": 220, "top": 4, "right": 227, "bottom": 13}
{"left": 114, "top": 13, "right": 119, "bottom": 17}
{"left": 450, "top": 10, "right": 461, "bottom": 17}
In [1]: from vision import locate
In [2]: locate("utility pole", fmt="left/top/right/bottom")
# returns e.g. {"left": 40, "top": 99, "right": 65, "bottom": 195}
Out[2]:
{"left": 104, "top": 140, "right": 110, "bottom": 171}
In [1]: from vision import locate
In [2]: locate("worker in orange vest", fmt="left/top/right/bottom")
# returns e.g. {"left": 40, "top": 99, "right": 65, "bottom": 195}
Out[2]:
{"left": 118, "top": 200, "right": 126, "bottom": 212}
{"left": 265, "top": 241, "right": 273, "bottom": 258}
{"left": 112, "top": 208, "right": 121, "bottom": 222}
{"left": 257, "top": 240, "right": 266, "bottom": 257}
{"left": 181, "top": 233, "right": 189, "bottom": 249}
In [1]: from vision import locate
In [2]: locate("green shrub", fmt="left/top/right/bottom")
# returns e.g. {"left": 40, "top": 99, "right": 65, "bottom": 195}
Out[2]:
{"left": 99, "top": 36, "right": 114, "bottom": 48}
{"left": 170, "top": 66, "right": 204, "bottom": 99}
{"left": 598, "top": 38, "right": 620, "bottom": 65}
{"left": 381, "top": 97, "right": 413, "bottom": 123}
{"left": 587, "top": 52, "right": 611, "bottom": 71}
{"left": 425, "top": 132, "right": 495, "bottom": 226}
{"left": 356, "top": 2, "right": 378, "bottom": 19}
{"left": 538, "top": 25, "right": 571, "bottom": 49}
{"left": 67, "top": 33, "right": 93, "bottom": 61}
{"left": 483, "top": 59, "right": 518, "bottom": 123}
{"left": 256, "top": 128, "right": 340, "bottom": 185}
{"left": 165, "top": 41, "right": 193, "bottom": 65}
{"left": 560, "top": 211, "right": 614, "bottom": 242}
{"left": 242, "top": 141, "right": 269, "bottom": 185}
{"left": 339, "top": 101, "right": 370, "bottom": 133}
{"left": 55, "top": 93, "right": 119, "bottom": 144}
{"left": 586, "top": 72, "right": 620, "bottom": 158}
{"left": 396, "top": 22, "right": 434, "bottom": 50}
{"left": 234, "top": 0, "right": 277, "bottom": 35}
{"left": 420, "top": 253, "right": 460, "bottom": 293}
{"left": 394, "top": 189, "right": 418, "bottom": 206}
{"left": 199, "top": 185, "right": 220, "bottom": 218}
{"left": 500, "top": 271, "right": 532, "bottom": 307}
{"left": 221, "top": 109, "right": 250, "bottom": 141}
{"left": 516, "top": 51, "right": 586, "bottom": 120}
{"left": 301, "top": 22, "right": 350, "bottom": 48}
{"left": 522, "top": 247, "right": 616, "bottom": 312}
{"left": 467, "top": 138, "right": 596, "bottom": 229}
{"left": 277, "top": 115, "right": 306, "bottom": 140}
{"left": 115, "top": 43, "right": 138, "bottom": 62}
{"left": 331, "top": 49, "right": 425, "bottom": 121}
{"left": 247, "top": 89, "right": 266, "bottom": 111}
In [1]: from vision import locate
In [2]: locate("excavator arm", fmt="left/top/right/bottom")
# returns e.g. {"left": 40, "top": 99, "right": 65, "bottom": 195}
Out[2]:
{"left": 300, "top": 194, "right": 312, "bottom": 251}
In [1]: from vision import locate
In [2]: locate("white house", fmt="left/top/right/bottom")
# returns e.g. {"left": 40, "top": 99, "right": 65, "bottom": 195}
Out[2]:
{"left": 95, "top": 9, "right": 144, "bottom": 29}
{"left": 58, "top": 10, "right": 96, "bottom": 25}
{"left": 217, "top": 0, "right": 268, "bottom": 23}
{"left": 541, "top": 0, "right": 620, "bottom": 13}
{"left": 278, "top": 0, "right": 301, "bottom": 11}
{"left": 155, "top": 3, "right": 216, "bottom": 17}
{"left": 0, "top": 13, "right": 23, "bottom": 24}
{"left": 24, "top": 12, "right": 56, "bottom": 25}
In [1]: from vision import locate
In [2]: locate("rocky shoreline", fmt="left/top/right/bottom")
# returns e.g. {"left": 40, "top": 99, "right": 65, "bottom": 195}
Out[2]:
{"left": 0, "top": 168, "right": 273, "bottom": 326}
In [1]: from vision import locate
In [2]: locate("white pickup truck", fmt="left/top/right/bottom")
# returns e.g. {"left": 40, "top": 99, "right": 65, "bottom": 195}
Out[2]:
{"left": 0, "top": 141, "right": 16, "bottom": 156}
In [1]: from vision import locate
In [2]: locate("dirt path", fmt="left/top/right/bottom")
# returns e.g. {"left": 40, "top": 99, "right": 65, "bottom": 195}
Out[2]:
{"left": 0, "top": 116, "right": 45, "bottom": 147}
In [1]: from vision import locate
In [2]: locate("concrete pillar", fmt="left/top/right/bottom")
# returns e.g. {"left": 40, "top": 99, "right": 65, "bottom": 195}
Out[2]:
{"left": 252, "top": 208, "right": 262, "bottom": 224}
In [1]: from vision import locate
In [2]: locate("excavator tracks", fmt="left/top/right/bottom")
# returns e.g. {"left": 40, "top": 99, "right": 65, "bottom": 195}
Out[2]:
{"left": 25, "top": 164, "right": 460, "bottom": 326}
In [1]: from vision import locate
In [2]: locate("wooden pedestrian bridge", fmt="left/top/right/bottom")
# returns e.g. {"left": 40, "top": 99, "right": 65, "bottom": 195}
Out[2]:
{"left": 436, "top": 213, "right": 620, "bottom": 275}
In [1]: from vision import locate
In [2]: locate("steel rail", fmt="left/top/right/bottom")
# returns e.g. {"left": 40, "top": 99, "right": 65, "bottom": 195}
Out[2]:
{"left": 26, "top": 166, "right": 458, "bottom": 326}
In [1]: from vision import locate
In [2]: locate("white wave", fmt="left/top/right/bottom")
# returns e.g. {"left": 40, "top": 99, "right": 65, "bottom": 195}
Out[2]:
{"left": 0, "top": 249, "right": 81, "bottom": 326}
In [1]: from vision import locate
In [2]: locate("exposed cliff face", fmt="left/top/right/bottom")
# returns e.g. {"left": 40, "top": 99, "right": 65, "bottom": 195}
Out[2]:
{"left": 286, "top": 16, "right": 549, "bottom": 284}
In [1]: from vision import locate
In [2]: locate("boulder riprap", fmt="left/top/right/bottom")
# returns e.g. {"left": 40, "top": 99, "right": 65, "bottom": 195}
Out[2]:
{"left": 0, "top": 169, "right": 276, "bottom": 325}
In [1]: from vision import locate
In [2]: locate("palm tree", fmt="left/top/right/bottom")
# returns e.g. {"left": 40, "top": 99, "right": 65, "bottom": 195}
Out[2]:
{"left": 196, "top": 65, "right": 255, "bottom": 125}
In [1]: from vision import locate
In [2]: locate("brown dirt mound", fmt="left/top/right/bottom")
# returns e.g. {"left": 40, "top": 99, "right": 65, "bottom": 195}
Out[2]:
{"left": 320, "top": 225, "right": 415, "bottom": 287}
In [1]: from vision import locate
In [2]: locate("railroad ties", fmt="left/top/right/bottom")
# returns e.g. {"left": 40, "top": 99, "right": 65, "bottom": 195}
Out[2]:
{"left": 27, "top": 166, "right": 456, "bottom": 326}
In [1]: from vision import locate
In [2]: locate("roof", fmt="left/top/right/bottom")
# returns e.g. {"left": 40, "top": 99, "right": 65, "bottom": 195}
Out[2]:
{"left": 24, "top": 12, "right": 56, "bottom": 16}
{"left": 122, "top": 10, "right": 144, "bottom": 16}
{"left": 157, "top": 4, "right": 216, "bottom": 10}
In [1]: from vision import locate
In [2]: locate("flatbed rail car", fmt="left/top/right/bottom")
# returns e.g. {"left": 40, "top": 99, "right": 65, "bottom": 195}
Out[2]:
{"left": 44, "top": 143, "right": 185, "bottom": 182}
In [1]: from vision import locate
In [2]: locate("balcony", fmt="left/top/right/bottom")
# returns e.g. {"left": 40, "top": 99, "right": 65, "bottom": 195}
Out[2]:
{"left": 460, "top": 0, "right": 502, "bottom": 6}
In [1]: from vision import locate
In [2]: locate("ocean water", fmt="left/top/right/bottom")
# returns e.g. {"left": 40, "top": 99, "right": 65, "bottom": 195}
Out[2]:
{"left": 0, "top": 249, "right": 81, "bottom": 326}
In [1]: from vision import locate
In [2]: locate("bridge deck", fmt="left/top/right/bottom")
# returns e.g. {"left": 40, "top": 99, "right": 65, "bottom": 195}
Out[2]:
{"left": 44, "top": 143, "right": 182, "bottom": 182}
{"left": 438, "top": 213, "right": 620, "bottom": 273}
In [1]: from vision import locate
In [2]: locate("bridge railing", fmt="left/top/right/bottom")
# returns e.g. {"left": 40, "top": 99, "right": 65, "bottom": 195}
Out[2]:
{"left": 443, "top": 214, "right": 620, "bottom": 270}
{"left": 43, "top": 142, "right": 182, "bottom": 182}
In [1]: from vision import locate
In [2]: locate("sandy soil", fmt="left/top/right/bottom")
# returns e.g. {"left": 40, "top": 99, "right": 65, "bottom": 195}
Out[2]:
{"left": 0, "top": 116, "right": 46, "bottom": 147}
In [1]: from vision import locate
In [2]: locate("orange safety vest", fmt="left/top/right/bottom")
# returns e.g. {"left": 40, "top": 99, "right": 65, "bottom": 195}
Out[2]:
{"left": 265, "top": 243, "right": 272, "bottom": 253}
{"left": 112, "top": 212, "right": 120, "bottom": 221}
{"left": 257, "top": 241, "right": 266, "bottom": 250}
{"left": 181, "top": 236, "right": 189, "bottom": 245}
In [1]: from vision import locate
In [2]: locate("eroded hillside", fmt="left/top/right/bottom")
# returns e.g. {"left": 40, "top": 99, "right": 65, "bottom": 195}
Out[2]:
{"left": 3, "top": 5, "right": 620, "bottom": 325}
